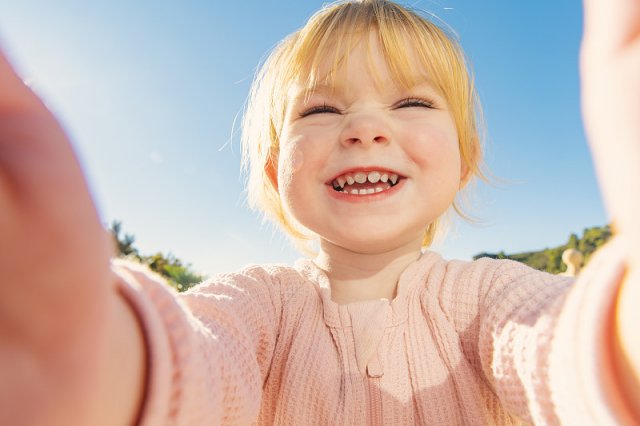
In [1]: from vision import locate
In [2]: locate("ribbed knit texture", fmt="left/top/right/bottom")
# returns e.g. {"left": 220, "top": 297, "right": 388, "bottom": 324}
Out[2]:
{"left": 113, "top": 238, "right": 630, "bottom": 425}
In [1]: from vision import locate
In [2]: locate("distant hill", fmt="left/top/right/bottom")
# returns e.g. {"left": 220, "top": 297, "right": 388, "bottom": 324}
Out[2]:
{"left": 473, "top": 225, "right": 612, "bottom": 274}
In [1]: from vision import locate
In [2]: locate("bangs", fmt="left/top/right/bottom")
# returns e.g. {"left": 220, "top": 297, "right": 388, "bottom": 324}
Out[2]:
{"left": 242, "top": 0, "right": 483, "bottom": 249}
{"left": 282, "top": 0, "right": 462, "bottom": 101}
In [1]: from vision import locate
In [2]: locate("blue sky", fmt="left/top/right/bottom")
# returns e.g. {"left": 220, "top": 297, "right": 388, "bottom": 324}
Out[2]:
{"left": 0, "top": 0, "right": 605, "bottom": 276}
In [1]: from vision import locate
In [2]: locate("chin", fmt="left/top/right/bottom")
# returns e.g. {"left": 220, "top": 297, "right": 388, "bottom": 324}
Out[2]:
{"left": 327, "top": 230, "right": 424, "bottom": 255}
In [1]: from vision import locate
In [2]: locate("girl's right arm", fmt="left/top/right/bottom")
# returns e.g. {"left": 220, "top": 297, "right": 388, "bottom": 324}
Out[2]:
{"left": 0, "top": 48, "right": 146, "bottom": 425}
{"left": 0, "top": 43, "right": 284, "bottom": 425}
{"left": 112, "top": 259, "right": 286, "bottom": 424}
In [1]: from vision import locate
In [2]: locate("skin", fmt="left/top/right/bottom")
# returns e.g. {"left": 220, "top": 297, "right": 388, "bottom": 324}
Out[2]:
{"left": 581, "top": 0, "right": 640, "bottom": 417}
{"left": 0, "top": 0, "right": 637, "bottom": 423}
{"left": 278, "top": 33, "right": 465, "bottom": 303}
{"left": 0, "top": 47, "right": 145, "bottom": 425}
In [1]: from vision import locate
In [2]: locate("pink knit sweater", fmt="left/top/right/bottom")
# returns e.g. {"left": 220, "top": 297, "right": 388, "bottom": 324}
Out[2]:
{"left": 114, "top": 239, "right": 632, "bottom": 425}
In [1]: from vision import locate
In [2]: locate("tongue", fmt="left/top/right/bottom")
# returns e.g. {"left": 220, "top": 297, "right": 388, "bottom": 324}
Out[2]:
{"left": 343, "top": 181, "right": 393, "bottom": 192}
{"left": 347, "top": 182, "right": 377, "bottom": 190}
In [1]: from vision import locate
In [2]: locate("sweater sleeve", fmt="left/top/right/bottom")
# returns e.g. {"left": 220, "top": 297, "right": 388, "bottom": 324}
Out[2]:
{"left": 475, "top": 237, "right": 632, "bottom": 425}
{"left": 112, "top": 259, "right": 286, "bottom": 425}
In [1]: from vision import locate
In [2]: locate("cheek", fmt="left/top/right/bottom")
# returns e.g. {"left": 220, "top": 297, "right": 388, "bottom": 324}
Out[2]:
{"left": 277, "top": 128, "right": 331, "bottom": 188}
{"left": 409, "top": 125, "right": 460, "bottom": 165}
{"left": 278, "top": 147, "right": 304, "bottom": 178}
{"left": 277, "top": 138, "right": 307, "bottom": 204}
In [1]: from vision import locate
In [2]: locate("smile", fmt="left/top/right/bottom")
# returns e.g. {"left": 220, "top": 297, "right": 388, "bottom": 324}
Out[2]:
{"left": 330, "top": 170, "right": 402, "bottom": 195}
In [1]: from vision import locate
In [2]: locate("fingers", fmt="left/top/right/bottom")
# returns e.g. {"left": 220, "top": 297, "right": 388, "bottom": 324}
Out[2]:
{"left": 0, "top": 48, "right": 43, "bottom": 114}
{"left": 582, "top": 0, "right": 640, "bottom": 53}
{"left": 580, "top": 1, "right": 640, "bottom": 261}
{"left": 0, "top": 42, "right": 123, "bottom": 426}
{"left": 0, "top": 46, "right": 111, "bottom": 285}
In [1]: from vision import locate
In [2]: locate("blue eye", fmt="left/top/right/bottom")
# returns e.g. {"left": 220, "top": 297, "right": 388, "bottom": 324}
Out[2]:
{"left": 395, "top": 97, "right": 435, "bottom": 109}
{"left": 300, "top": 103, "right": 341, "bottom": 117}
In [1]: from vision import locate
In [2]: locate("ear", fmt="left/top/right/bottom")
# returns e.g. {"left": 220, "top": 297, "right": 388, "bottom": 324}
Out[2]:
{"left": 459, "top": 160, "right": 471, "bottom": 189}
{"left": 264, "top": 147, "right": 279, "bottom": 193}
{"left": 459, "top": 137, "right": 479, "bottom": 189}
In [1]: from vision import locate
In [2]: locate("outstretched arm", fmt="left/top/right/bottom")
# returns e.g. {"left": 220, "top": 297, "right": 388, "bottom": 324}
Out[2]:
{"left": 580, "top": 0, "right": 640, "bottom": 417}
{"left": 0, "top": 49, "right": 145, "bottom": 425}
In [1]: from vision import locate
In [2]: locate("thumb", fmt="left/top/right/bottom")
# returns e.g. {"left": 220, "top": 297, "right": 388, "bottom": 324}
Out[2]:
{"left": 0, "top": 47, "right": 44, "bottom": 114}
{"left": 582, "top": 0, "right": 640, "bottom": 54}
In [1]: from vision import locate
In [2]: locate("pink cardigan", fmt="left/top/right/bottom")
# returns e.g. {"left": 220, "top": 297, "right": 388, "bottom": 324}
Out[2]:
{"left": 113, "top": 239, "right": 633, "bottom": 425}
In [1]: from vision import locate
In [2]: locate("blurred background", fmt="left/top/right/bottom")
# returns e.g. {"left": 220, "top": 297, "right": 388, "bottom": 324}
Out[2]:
{"left": 0, "top": 0, "right": 605, "bottom": 278}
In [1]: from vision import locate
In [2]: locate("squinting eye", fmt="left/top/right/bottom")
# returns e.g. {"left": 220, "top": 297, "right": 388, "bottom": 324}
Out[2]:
{"left": 299, "top": 103, "right": 341, "bottom": 118}
{"left": 395, "top": 97, "right": 435, "bottom": 109}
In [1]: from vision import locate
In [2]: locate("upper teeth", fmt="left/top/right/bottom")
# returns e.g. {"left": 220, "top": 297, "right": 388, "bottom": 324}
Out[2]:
{"left": 331, "top": 170, "right": 400, "bottom": 191}
{"left": 354, "top": 172, "right": 367, "bottom": 184}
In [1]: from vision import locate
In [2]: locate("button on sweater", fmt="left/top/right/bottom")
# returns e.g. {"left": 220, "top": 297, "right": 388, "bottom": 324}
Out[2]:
{"left": 114, "top": 239, "right": 632, "bottom": 425}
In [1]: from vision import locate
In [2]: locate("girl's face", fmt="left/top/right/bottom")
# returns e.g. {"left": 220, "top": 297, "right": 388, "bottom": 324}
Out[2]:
{"left": 277, "top": 32, "right": 465, "bottom": 254}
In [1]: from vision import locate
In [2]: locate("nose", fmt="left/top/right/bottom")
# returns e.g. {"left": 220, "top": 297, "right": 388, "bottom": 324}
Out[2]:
{"left": 339, "top": 112, "right": 390, "bottom": 148}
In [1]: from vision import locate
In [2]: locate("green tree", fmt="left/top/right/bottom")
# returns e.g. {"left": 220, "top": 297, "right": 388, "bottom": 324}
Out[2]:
{"left": 473, "top": 224, "right": 612, "bottom": 273}
{"left": 143, "top": 252, "right": 203, "bottom": 292}
{"left": 107, "top": 221, "right": 204, "bottom": 292}
{"left": 567, "top": 233, "right": 579, "bottom": 250}
{"left": 109, "top": 220, "right": 139, "bottom": 258}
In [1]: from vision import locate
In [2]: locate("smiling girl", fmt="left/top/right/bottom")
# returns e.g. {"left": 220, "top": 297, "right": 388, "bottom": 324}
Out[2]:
{"left": 1, "top": 0, "right": 638, "bottom": 425}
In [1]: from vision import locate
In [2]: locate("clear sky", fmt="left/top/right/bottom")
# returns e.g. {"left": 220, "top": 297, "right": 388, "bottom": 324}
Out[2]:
{"left": 0, "top": 0, "right": 606, "bottom": 276}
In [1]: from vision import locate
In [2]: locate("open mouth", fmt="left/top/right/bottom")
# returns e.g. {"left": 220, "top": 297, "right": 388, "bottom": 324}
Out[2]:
{"left": 330, "top": 170, "right": 403, "bottom": 195}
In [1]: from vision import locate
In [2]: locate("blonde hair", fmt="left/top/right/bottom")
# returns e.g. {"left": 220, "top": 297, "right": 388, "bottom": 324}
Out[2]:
{"left": 241, "top": 0, "right": 484, "bottom": 249}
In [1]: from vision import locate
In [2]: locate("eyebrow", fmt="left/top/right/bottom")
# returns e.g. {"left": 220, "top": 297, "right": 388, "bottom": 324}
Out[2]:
{"left": 288, "top": 76, "right": 443, "bottom": 107}
{"left": 284, "top": 85, "right": 332, "bottom": 109}
{"left": 291, "top": 83, "right": 343, "bottom": 99}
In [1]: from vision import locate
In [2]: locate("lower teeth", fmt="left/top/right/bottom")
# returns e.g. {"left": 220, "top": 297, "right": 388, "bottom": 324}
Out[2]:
{"left": 333, "top": 182, "right": 396, "bottom": 193}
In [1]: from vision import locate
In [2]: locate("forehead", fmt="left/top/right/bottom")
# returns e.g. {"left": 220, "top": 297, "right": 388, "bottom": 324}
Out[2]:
{"left": 290, "top": 30, "right": 438, "bottom": 99}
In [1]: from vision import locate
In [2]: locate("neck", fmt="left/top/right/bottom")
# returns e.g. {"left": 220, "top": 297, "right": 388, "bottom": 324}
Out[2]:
{"left": 314, "top": 238, "right": 423, "bottom": 304}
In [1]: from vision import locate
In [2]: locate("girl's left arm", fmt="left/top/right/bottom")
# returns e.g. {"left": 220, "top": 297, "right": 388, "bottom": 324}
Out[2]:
{"left": 580, "top": 0, "right": 640, "bottom": 417}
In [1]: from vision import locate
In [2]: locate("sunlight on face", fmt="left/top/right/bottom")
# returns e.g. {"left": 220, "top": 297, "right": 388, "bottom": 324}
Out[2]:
{"left": 277, "top": 32, "right": 462, "bottom": 255}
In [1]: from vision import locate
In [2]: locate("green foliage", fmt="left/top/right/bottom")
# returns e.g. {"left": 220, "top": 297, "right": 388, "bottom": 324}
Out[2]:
{"left": 473, "top": 224, "right": 612, "bottom": 273}
{"left": 567, "top": 233, "right": 579, "bottom": 250}
{"left": 108, "top": 221, "right": 204, "bottom": 292}
{"left": 108, "top": 220, "right": 612, "bottom": 287}
{"left": 578, "top": 225, "right": 612, "bottom": 264}
{"left": 110, "top": 221, "right": 139, "bottom": 257}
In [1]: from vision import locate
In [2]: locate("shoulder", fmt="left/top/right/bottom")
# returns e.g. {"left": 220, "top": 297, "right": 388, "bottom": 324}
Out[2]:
{"left": 416, "top": 251, "right": 571, "bottom": 307}
{"left": 415, "top": 251, "right": 515, "bottom": 292}
{"left": 209, "top": 263, "right": 303, "bottom": 284}
{"left": 184, "top": 262, "right": 310, "bottom": 305}
{"left": 423, "top": 250, "right": 568, "bottom": 284}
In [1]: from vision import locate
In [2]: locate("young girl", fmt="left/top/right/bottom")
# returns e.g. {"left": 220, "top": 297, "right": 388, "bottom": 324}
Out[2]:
{"left": 1, "top": 0, "right": 638, "bottom": 425}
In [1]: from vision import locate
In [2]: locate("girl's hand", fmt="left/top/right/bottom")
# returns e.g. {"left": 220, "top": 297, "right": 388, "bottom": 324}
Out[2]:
{"left": 581, "top": 0, "right": 640, "bottom": 256}
{"left": 581, "top": 0, "right": 640, "bottom": 418}
{"left": 0, "top": 50, "right": 144, "bottom": 424}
